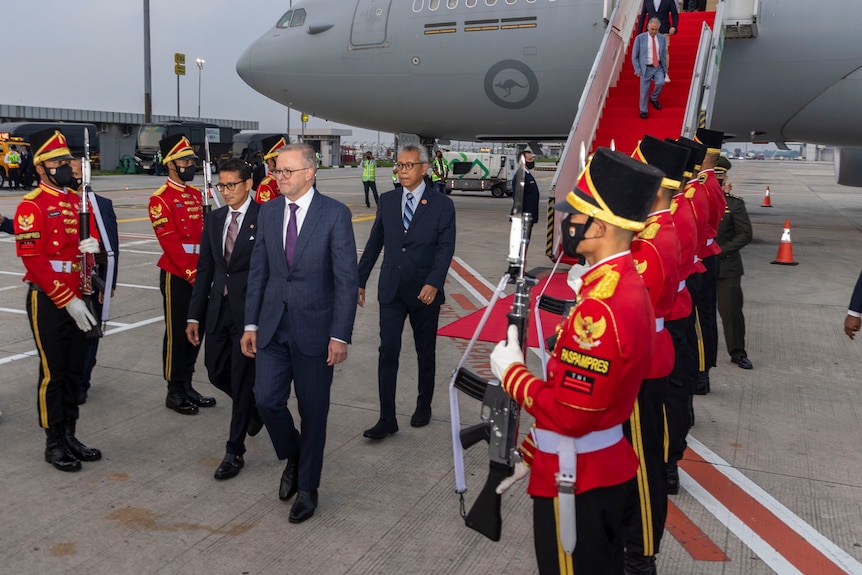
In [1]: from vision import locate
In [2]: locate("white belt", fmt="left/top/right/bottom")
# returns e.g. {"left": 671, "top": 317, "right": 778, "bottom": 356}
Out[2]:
{"left": 656, "top": 317, "right": 664, "bottom": 332}
{"left": 182, "top": 243, "right": 200, "bottom": 254}
{"left": 50, "top": 260, "right": 77, "bottom": 273}
{"left": 531, "top": 425, "right": 623, "bottom": 456}
{"left": 677, "top": 280, "right": 686, "bottom": 292}
{"left": 706, "top": 238, "right": 715, "bottom": 246}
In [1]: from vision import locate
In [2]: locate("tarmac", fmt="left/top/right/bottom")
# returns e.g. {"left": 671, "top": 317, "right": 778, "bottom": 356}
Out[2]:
{"left": 0, "top": 159, "right": 861, "bottom": 575}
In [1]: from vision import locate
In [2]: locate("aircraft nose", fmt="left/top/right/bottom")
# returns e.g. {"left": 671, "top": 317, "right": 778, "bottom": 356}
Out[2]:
{"left": 236, "top": 43, "right": 259, "bottom": 89}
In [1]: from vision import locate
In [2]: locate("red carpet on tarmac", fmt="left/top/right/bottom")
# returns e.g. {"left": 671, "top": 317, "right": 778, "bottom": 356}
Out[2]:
{"left": 593, "top": 12, "right": 716, "bottom": 155}
{"left": 437, "top": 271, "right": 574, "bottom": 347}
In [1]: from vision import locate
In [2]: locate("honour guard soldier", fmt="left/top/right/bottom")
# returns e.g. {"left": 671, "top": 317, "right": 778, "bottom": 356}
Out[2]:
{"left": 14, "top": 128, "right": 103, "bottom": 471}
{"left": 149, "top": 135, "right": 216, "bottom": 415}
{"left": 490, "top": 148, "right": 664, "bottom": 575}
{"left": 625, "top": 135, "right": 691, "bottom": 574}
{"left": 253, "top": 135, "right": 287, "bottom": 204}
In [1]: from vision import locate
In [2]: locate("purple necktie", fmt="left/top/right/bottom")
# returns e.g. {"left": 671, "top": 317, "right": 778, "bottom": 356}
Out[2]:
{"left": 285, "top": 203, "right": 299, "bottom": 268}
{"left": 224, "top": 211, "right": 240, "bottom": 295}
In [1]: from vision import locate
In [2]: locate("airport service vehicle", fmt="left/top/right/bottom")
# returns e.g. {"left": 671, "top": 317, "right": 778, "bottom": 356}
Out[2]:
{"left": 231, "top": 132, "right": 289, "bottom": 163}
{"left": 443, "top": 151, "right": 512, "bottom": 198}
{"left": 0, "top": 122, "right": 99, "bottom": 170}
{"left": 0, "top": 134, "right": 30, "bottom": 188}
{"left": 136, "top": 121, "right": 234, "bottom": 174}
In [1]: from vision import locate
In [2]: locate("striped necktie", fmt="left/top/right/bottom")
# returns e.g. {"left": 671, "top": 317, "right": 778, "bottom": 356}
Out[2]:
{"left": 403, "top": 192, "right": 414, "bottom": 231}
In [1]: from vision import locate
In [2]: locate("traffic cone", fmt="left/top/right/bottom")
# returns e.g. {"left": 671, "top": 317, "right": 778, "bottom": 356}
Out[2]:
{"left": 761, "top": 185, "right": 773, "bottom": 207}
{"left": 771, "top": 219, "right": 799, "bottom": 266}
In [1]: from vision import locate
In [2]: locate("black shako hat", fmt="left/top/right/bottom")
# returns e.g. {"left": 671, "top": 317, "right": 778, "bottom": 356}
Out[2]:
{"left": 30, "top": 128, "right": 74, "bottom": 165}
{"left": 694, "top": 127, "right": 725, "bottom": 155}
{"left": 160, "top": 134, "right": 199, "bottom": 165}
{"left": 631, "top": 135, "right": 691, "bottom": 191}
{"left": 670, "top": 137, "right": 706, "bottom": 175}
{"left": 261, "top": 135, "right": 288, "bottom": 160}
{"left": 554, "top": 147, "right": 664, "bottom": 231}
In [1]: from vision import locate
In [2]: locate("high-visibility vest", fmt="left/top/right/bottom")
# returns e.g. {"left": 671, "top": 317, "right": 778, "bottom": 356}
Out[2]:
{"left": 431, "top": 157, "right": 447, "bottom": 182}
{"left": 362, "top": 159, "right": 376, "bottom": 182}
{"left": 5, "top": 151, "right": 19, "bottom": 168}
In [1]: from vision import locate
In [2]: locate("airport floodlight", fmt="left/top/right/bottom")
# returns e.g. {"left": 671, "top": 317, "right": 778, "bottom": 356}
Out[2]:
{"left": 195, "top": 59, "right": 205, "bottom": 118}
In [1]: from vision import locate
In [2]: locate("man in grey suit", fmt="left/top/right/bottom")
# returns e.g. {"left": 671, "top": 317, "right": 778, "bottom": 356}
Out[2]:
{"left": 632, "top": 18, "right": 668, "bottom": 119}
{"left": 241, "top": 143, "right": 358, "bottom": 523}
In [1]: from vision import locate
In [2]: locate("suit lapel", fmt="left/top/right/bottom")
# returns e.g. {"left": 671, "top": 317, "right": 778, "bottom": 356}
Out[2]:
{"left": 231, "top": 203, "right": 258, "bottom": 266}
{"left": 291, "top": 192, "right": 322, "bottom": 268}
{"left": 407, "top": 187, "right": 432, "bottom": 231}
{"left": 211, "top": 208, "right": 228, "bottom": 262}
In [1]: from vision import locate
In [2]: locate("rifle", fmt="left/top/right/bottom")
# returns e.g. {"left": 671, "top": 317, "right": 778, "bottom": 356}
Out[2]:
{"left": 202, "top": 135, "right": 221, "bottom": 216}
{"left": 452, "top": 152, "right": 535, "bottom": 541}
{"left": 78, "top": 128, "right": 103, "bottom": 339}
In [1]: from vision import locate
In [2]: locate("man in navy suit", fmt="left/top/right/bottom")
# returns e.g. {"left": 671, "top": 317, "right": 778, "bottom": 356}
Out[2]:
{"left": 844, "top": 270, "right": 862, "bottom": 339}
{"left": 241, "top": 143, "right": 358, "bottom": 523}
{"left": 512, "top": 149, "right": 540, "bottom": 241}
{"left": 632, "top": 18, "right": 668, "bottom": 119}
{"left": 358, "top": 145, "right": 456, "bottom": 440}
{"left": 187, "top": 159, "right": 261, "bottom": 480}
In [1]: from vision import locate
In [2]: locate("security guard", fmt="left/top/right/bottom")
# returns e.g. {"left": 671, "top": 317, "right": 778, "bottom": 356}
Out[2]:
{"left": 5, "top": 144, "right": 21, "bottom": 189}
{"left": 253, "top": 135, "right": 286, "bottom": 204}
{"left": 14, "top": 128, "right": 102, "bottom": 472}
{"left": 490, "top": 148, "right": 663, "bottom": 575}
{"left": 361, "top": 151, "right": 379, "bottom": 207}
{"left": 715, "top": 157, "right": 753, "bottom": 369}
{"left": 149, "top": 135, "right": 216, "bottom": 415}
{"left": 431, "top": 150, "right": 448, "bottom": 194}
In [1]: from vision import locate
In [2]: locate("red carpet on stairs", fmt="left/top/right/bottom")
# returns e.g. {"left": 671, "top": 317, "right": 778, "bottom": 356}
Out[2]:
{"left": 592, "top": 12, "right": 716, "bottom": 155}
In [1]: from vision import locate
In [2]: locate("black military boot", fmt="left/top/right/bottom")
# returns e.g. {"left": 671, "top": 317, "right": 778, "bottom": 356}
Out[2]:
{"left": 45, "top": 426, "right": 81, "bottom": 472}
{"left": 166, "top": 381, "right": 199, "bottom": 415}
{"left": 64, "top": 420, "right": 102, "bottom": 461}
{"left": 624, "top": 552, "right": 657, "bottom": 575}
{"left": 183, "top": 380, "right": 216, "bottom": 408}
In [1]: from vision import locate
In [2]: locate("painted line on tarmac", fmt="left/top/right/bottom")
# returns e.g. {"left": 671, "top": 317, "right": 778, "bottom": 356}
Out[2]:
{"left": 681, "top": 437, "right": 862, "bottom": 574}
{"left": 665, "top": 500, "right": 729, "bottom": 561}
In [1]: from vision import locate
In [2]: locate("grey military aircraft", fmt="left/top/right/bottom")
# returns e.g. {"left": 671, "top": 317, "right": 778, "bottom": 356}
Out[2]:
{"left": 236, "top": 0, "right": 862, "bottom": 184}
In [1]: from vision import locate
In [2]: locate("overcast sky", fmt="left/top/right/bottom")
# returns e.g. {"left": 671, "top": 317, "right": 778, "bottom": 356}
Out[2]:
{"left": 3, "top": 0, "right": 389, "bottom": 145}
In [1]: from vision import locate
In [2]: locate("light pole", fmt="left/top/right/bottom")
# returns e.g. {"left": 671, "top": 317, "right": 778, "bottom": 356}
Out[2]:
{"left": 195, "top": 58, "right": 205, "bottom": 118}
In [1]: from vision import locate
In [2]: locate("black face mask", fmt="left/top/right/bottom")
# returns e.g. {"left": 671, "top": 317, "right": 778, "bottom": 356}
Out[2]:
{"left": 525, "top": 161, "right": 535, "bottom": 170}
{"left": 176, "top": 164, "right": 197, "bottom": 182}
{"left": 560, "top": 215, "right": 593, "bottom": 258}
{"left": 48, "top": 164, "right": 75, "bottom": 188}
{"left": 69, "top": 177, "right": 83, "bottom": 191}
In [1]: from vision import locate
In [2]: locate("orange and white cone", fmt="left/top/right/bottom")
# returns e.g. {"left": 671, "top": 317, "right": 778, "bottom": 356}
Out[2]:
{"left": 771, "top": 219, "right": 798, "bottom": 266}
{"left": 761, "top": 185, "right": 773, "bottom": 207}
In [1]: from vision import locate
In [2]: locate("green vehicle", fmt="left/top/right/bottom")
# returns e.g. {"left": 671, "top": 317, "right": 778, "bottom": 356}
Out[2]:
{"left": 443, "top": 152, "right": 512, "bottom": 198}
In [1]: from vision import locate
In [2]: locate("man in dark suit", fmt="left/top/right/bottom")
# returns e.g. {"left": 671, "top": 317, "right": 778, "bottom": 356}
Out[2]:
{"left": 241, "top": 143, "right": 358, "bottom": 523}
{"left": 632, "top": 18, "right": 668, "bottom": 119}
{"left": 637, "top": 0, "right": 679, "bottom": 80}
{"left": 845, "top": 272, "right": 862, "bottom": 339}
{"left": 358, "top": 145, "right": 457, "bottom": 440}
{"left": 512, "top": 149, "right": 540, "bottom": 241}
{"left": 187, "top": 159, "right": 262, "bottom": 480}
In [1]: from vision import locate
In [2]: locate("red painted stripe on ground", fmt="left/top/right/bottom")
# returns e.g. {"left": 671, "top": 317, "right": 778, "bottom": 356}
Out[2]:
{"left": 680, "top": 450, "right": 846, "bottom": 575}
{"left": 450, "top": 293, "right": 477, "bottom": 311}
{"left": 665, "top": 500, "right": 729, "bottom": 562}
{"left": 448, "top": 258, "right": 495, "bottom": 300}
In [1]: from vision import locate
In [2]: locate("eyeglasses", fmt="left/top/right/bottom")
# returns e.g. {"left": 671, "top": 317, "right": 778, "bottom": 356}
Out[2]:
{"left": 272, "top": 167, "right": 311, "bottom": 178}
{"left": 395, "top": 162, "right": 425, "bottom": 171}
{"left": 215, "top": 181, "right": 245, "bottom": 192}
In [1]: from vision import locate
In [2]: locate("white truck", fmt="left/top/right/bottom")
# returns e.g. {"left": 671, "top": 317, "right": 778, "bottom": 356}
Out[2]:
{"left": 443, "top": 151, "right": 513, "bottom": 198}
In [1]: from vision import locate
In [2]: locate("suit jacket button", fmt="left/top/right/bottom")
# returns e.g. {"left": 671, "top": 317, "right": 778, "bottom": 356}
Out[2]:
{"left": 402, "top": 248, "right": 406, "bottom": 252}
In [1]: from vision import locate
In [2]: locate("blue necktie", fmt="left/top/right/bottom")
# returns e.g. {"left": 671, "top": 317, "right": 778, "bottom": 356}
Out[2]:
{"left": 403, "top": 192, "right": 414, "bottom": 231}
{"left": 285, "top": 203, "right": 299, "bottom": 267}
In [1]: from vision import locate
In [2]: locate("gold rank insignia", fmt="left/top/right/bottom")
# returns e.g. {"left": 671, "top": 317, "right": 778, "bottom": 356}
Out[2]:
{"left": 583, "top": 264, "right": 620, "bottom": 300}
{"left": 638, "top": 221, "right": 660, "bottom": 240}
{"left": 17, "top": 213, "right": 35, "bottom": 231}
{"left": 670, "top": 201, "right": 679, "bottom": 215}
{"left": 573, "top": 312, "right": 606, "bottom": 349}
{"left": 259, "top": 190, "right": 271, "bottom": 202}
{"left": 150, "top": 204, "right": 163, "bottom": 218}
{"left": 634, "top": 259, "right": 648, "bottom": 275}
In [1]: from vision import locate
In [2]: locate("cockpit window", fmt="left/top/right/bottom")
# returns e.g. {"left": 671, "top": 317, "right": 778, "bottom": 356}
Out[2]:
{"left": 290, "top": 8, "right": 307, "bottom": 27}
{"left": 276, "top": 10, "right": 292, "bottom": 29}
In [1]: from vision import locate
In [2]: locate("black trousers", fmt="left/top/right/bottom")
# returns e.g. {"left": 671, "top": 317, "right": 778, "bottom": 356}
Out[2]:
{"left": 362, "top": 180, "right": 379, "bottom": 206}
{"left": 159, "top": 270, "right": 200, "bottom": 384}
{"left": 26, "top": 288, "right": 87, "bottom": 428}
{"left": 623, "top": 378, "right": 668, "bottom": 557}
{"left": 7, "top": 167, "right": 20, "bottom": 189}
{"left": 377, "top": 294, "right": 441, "bottom": 422}
{"left": 664, "top": 316, "right": 696, "bottom": 466}
{"left": 695, "top": 255, "right": 719, "bottom": 370}
{"left": 79, "top": 295, "right": 104, "bottom": 392}
{"left": 205, "top": 297, "right": 256, "bottom": 455}
{"left": 716, "top": 275, "right": 747, "bottom": 358}
{"left": 533, "top": 484, "right": 628, "bottom": 575}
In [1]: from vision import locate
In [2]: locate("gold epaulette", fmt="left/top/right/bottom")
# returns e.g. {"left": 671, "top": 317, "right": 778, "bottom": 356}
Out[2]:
{"left": 153, "top": 184, "right": 168, "bottom": 197}
{"left": 22, "top": 188, "right": 42, "bottom": 200}
{"left": 726, "top": 192, "right": 745, "bottom": 202}
{"left": 698, "top": 172, "right": 708, "bottom": 184}
{"left": 582, "top": 264, "right": 620, "bottom": 300}
{"left": 187, "top": 184, "right": 200, "bottom": 192}
{"left": 638, "top": 221, "right": 661, "bottom": 240}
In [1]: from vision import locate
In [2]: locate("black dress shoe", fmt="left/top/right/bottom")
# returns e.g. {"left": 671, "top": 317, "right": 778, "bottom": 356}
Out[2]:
{"left": 214, "top": 453, "right": 244, "bottom": 480}
{"left": 289, "top": 490, "right": 318, "bottom": 523}
{"left": 732, "top": 355, "right": 754, "bottom": 370}
{"left": 45, "top": 427, "right": 81, "bottom": 472}
{"left": 410, "top": 407, "right": 431, "bottom": 428}
{"left": 64, "top": 422, "right": 102, "bottom": 462}
{"left": 650, "top": 99, "right": 662, "bottom": 110}
{"left": 640, "top": 112, "right": 648, "bottom": 119}
{"left": 247, "top": 409, "right": 264, "bottom": 437}
{"left": 184, "top": 383, "right": 216, "bottom": 407}
{"left": 77, "top": 389, "right": 88, "bottom": 405}
{"left": 279, "top": 459, "right": 299, "bottom": 501}
{"left": 363, "top": 419, "right": 398, "bottom": 440}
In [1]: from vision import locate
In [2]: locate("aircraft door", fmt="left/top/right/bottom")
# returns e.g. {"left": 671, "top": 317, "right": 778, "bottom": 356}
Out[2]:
{"left": 351, "top": 0, "right": 392, "bottom": 47}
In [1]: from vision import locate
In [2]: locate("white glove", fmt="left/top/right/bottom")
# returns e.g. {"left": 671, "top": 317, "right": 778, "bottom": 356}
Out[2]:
{"left": 79, "top": 237, "right": 100, "bottom": 254}
{"left": 496, "top": 461, "right": 530, "bottom": 494}
{"left": 490, "top": 324, "right": 525, "bottom": 381}
{"left": 66, "top": 298, "right": 97, "bottom": 332}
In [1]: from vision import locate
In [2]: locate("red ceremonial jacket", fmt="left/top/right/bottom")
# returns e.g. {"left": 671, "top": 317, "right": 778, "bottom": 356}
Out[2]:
{"left": 254, "top": 176, "right": 279, "bottom": 204}
{"left": 149, "top": 178, "right": 203, "bottom": 283}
